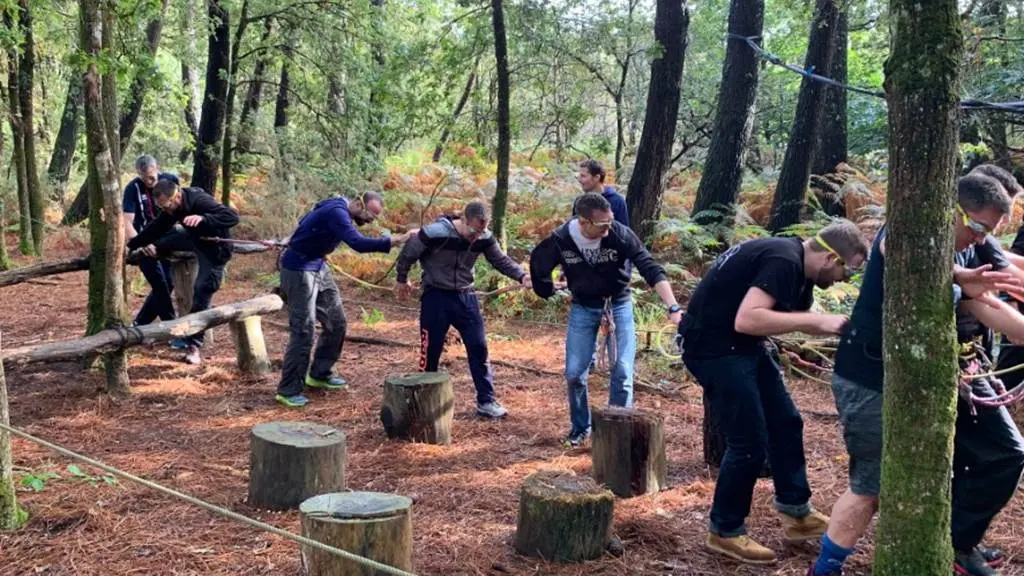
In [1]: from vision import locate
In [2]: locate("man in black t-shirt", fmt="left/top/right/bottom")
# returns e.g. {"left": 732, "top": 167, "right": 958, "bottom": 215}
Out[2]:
{"left": 680, "top": 219, "right": 868, "bottom": 565}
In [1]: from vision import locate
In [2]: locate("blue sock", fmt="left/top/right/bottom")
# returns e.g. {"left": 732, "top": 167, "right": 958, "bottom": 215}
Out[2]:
{"left": 814, "top": 534, "right": 854, "bottom": 575}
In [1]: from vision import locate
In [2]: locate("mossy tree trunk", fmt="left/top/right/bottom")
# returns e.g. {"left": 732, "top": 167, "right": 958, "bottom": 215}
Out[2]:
{"left": 81, "top": 0, "right": 129, "bottom": 394}
{"left": 4, "top": 34, "right": 33, "bottom": 257}
{"left": 490, "top": 0, "right": 510, "bottom": 247}
{"left": 191, "top": 0, "right": 230, "bottom": 196}
{"left": 811, "top": 7, "right": 848, "bottom": 178}
{"left": 0, "top": 331, "right": 26, "bottom": 531}
{"left": 18, "top": 0, "right": 43, "bottom": 257}
{"left": 874, "top": 0, "right": 963, "bottom": 573}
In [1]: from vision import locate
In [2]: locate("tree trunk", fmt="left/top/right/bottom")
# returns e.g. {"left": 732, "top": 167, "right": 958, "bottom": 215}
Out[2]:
{"left": 625, "top": 0, "right": 690, "bottom": 242}
{"left": 873, "top": 0, "right": 963, "bottom": 573}
{"left": 0, "top": 332, "right": 25, "bottom": 531}
{"left": 514, "top": 469, "right": 614, "bottom": 562}
{"left": 273, "top": 55, "right": 291, "bottom": 129}
{"left": 979, "top": 0, "right": 1010, "bottom": 169}
{"left": 2, "top": 295, "right": 284, "bottom": 366}
{"left": 5, "top": 37, "right": 32, "bottom": 256}
{"left": 379, "top": 372, "right": 455, "bottom": 445}
{"left": 811, "top": 8, "right": 848, "bottom": 178}
{"left": 117, "top": 0, "right": 170, "bottom": 155}
{"left": 490, "top": 0, "right": 511, "bottom": 247}
{"left": 81, "top": 0, "right": 128, "bottom": 394}
{"left": 235, "top": 17, "right": 274, "bottom": 154}
{"left": 18, "top": 0, "right": 43, "bottom": 257}
{"left": 0, "top": 189, "right": 9, "bottom": 271}
{"left": 299, "top": 492, "right": 413, "bottom": 576}
{"left": 767, "top": 0, "right": 839, "bottom": 232}
{"left": 191, "top": 0, "right": 230, "bottom": 197}
{"left": 590, "top": 406, "right": 667, "bottom": 497}
{"left": 691, "top": 0, "right": 763, "bottom": 227}
{"left": 248, "top": 421, "right": 346, "bottom": 511}
{"left": 220, "top": 0, "right": 251, "bottom": 207}
{"left": 433, "top": 63, "right": 478, "bottom": 163}
{"left": 47, "top": 74, "right": 82, "bottom": 206}
{"left": 180, "top": 0, "right": 201, "bottom": 164}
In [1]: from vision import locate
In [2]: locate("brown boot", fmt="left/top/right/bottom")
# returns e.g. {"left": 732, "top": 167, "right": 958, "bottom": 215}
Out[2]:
{"left": 705, "top": 533, "right": 777, "bottom": 565}
{"left": 779, "top": 509, "right": 829, "bottom": 542}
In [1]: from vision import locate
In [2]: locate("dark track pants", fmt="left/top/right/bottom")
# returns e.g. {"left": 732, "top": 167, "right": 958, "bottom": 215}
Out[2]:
{"left": 418, "top": 289, "right": 495, "bottom": 405}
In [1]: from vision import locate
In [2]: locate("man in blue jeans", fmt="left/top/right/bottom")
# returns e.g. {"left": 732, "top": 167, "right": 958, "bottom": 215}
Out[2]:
{"left": 122, "top": 154, "right": 180, "bottom": 331}
{"left": 679, "top": 219, "right": 868, "bottom": 565}
{"left": 530, "top": 193, "right": 682, "bottom": 447}
{"left": 395, "top": 200, "right": 529, "bottom": 418}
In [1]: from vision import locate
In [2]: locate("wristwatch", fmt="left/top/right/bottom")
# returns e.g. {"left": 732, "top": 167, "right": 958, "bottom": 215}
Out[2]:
{"left": 667, "top": 304, "right": 682, "bottom": 316}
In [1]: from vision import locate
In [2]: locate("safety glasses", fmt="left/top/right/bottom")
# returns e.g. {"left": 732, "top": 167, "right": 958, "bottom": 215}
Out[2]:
{"left": 956, "top": 203, "right": 994, "bottom": 236}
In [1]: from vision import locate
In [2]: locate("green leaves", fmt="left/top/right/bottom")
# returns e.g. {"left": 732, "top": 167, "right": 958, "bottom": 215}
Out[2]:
{"left": 16, "top": 465, "right": 118, "bottom": 492}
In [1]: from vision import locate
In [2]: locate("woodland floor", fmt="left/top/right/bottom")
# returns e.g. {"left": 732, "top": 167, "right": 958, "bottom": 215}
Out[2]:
{"left": 2, "top": 244, "right": 1024, "bottom": 576}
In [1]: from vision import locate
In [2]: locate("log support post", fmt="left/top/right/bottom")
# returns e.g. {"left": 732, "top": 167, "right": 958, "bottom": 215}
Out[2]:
{"left": 231, "top": 315, "right": 270, "bottom": 375}
{"left": 247, "top": 421, "right": 346, "bottom": 511}
{"left": 591, "top": 406, "right": 666, "bottom": 497}
{"left": 380, "top": 372, "right": 454, "bottom": 445}
{"left": 300, "top": 492, "right": 414, "bottom": 576}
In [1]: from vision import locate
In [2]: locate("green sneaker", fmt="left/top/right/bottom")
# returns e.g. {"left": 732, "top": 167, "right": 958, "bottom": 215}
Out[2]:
{"left": 275, "top": 394, "right": 310, "bottom": 408}
{"left": 305, "top": 375, "right": 348, "bottom": 390}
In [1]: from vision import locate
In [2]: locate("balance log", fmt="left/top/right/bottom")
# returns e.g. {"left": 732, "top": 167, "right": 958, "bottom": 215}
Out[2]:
{"left": 248, "top": 421, "right": 346, "bottom": 510}
{"left": 379, "top": 372, "right": 454, "bottom": 445}
{"left": 231, "top": 316, "right": 270, "bottom": 375}
{"left": 591, "top": 406, "right": 667, "bottom": 497}
{"left": 300, "top": 491, "right": 413, "bottom": 576}
{"left": 514, "top": 469, "right": 614, "bottom": 562}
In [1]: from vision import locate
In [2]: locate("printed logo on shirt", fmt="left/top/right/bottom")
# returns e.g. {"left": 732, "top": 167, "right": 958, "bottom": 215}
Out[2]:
{"left": 712, "top": 244, "right": 742, "bottom": 270}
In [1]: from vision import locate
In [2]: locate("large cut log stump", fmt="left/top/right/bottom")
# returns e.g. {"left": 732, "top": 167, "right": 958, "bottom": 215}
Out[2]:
{"left": 248, "top": 421, "right": 346, "bottom": 510}
{"left": 231, "top": 316, "right": 270, "bottom": 375}
{"left": 300, "top": 491, "right": 413, "bottom": 576}
{"left": 379, "top": 372, "right": 454, "bottom": 445}
{"left": 514, "top": 469, "right": 614, "bottom": 562}
{"left": 591, "top": 406, "right": 666, "bottom": 497}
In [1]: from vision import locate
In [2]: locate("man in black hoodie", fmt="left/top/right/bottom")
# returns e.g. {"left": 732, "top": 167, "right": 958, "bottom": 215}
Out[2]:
{"left": 530, "top": 193, "right": 682, "bottom": 447}
{"left": 128, "top": 179, "right": 240, "bottom": 365}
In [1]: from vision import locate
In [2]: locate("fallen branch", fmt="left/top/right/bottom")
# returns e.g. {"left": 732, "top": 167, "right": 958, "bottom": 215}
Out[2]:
{"left": 2, "top": 295, "right": 283, "bottom": 366}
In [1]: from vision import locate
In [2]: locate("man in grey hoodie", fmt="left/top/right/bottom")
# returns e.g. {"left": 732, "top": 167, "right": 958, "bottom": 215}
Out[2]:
{"left": 395, "top": 200, "right": 530, "bottom": 418}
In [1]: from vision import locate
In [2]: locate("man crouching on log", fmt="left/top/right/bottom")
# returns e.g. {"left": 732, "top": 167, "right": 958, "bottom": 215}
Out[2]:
{"left": 679, "top": 219, "right": 868, "bottom": 565}
{"left": 394, "top": 200, "right": 529, "bottom": 419}
{"left": 810, "top": 175, "right": 1024, "bottom": 576}
{"left": 529, "top": 193, "right": 683, "bottom": 448}
{"left": 275, "top": 192, "right": 415, "bottom": 409}
{"left": 127, "top": 180, "right": 239, "bottom": 366}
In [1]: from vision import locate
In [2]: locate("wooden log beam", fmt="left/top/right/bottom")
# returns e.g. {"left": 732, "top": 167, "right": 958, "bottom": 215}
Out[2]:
{"left": 1, "top": 294, "right": 283, "bottom": 366}
{"left": 0, "top": 242, "right": 272, "bottom": 289}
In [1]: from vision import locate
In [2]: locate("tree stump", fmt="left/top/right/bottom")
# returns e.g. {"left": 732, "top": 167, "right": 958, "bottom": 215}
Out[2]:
{"left": 703, "top": 389, "right": 771, "bottom": 478}
{"left": 379, "top": 372, "right": 454, "bottom": 445}
{"left": 248, "top": 422, "right": 346, "bottom": 510}
{"left": 231, "top": 315, "right": 270, "bottom": 375}
{"left": 514, "top": 469, "right": 614, "bottom": 562}
{"left": 300, "top": 492, "right": 413, "bottom": 576}
{"left": 172, "top": 257, "right": 197, "bottom": 317}
{"left": 591, "top": 406, "right": 666, "bottom": 497}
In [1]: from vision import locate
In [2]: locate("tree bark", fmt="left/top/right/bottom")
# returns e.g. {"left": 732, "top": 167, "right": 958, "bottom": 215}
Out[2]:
{"left": 81, "top": 0, "right": 129, "bottom": 394}
{"left": 299, "top": 492, "right": 413, "bottom": 576}
{"left": 433, "top": 62, "right": 478, "bottom": 163}
{"left": 235, "top": 17, "right": 274, "bottom": 154}
{"left": 0, "top": 188, "right": 9, "bottom": 271}
{"left": 978, "top": 0, "right": 1010, "bottom": 169}
{"left": 2, "top": 295, "right": 284, "bottom": 366}
{"left": 248, "top": 421, "right": 346, "bottom": 511}
{"left": 0, "top": 256, "right": 90, "bottom": 287}
{"left": 47, "top": 74, "right": 82, "bottom": 206}
{"left": 117, "top": 0, "right": 170, "bottom": 154}
{"left": 180, "top": 0, "right": 201, "bottom": 164}
{"left": 0, "top": 332, "right": 26, "bottom": 531}
{"left": 379, "top": 372, "right": 455, "bottom": 445}
{"left": 767, "top": 0, "right": 839, "bottom": 232}
{"left": 873, "top": 0, "right": 963, "bottom": 573}
{"left": 18, "top": 0, "right": 43, "bottom": 257}
{"left": 625, "top": 0, "right": 690, "bottom": 242}
{"left": 811, "top": 7, "right": 848, "bottom": 178}
{"left": 220, "top": 0, "right": 251, "bottom": 206}
{"left": 5, "top": 36, "right": 32, "bottom": 256}
{"left": 514, "top": 469, "right": 614, "bottom": 562}
{"left": 491, "top": 0, "right": 511, "bottom": 247}
{"left": 191, "top": 0, "right": 231, "bottom": 197}
{"left": 591, "top": 406, "right": 667, "bottom": 497}
{"left": 273, "top": 52, "right": 291, "bottom": 129}
{"left": 691, "top": 0, "right": 764, "bottom": 227}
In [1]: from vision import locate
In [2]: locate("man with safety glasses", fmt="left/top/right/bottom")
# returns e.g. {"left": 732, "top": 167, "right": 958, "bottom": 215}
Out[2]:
{"left": 529, "top": 193, "right": 683, "bottom": 447}
{"left": 810, "top": 174, "right": 1024, "bottom": 576}
{"left": 677, "top": 219, "right": 868, "bottom": 565}
{"left": 395, "top": 200, "right": 529, "bottom": 419}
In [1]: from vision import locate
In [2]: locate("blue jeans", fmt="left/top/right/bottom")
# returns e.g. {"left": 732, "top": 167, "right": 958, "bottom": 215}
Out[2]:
{"left": 683, "top": 346, "right": 812, "bottom": 536}
{"left": 564, "top": 300, "right": 636, "bottom": 436}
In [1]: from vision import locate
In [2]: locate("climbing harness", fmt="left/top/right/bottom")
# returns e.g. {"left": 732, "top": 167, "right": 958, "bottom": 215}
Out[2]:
{"left": 595, "top": 298, "right": 618, "bottom": 372}
{"left": 958, "top": 340, "right": 1024, "bottom": 413}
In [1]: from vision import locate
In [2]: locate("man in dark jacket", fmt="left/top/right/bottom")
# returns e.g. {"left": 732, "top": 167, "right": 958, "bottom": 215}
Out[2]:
{"left": 122, "top": 154, "right": 180, "bottom": 330}
{"left": 275, "top": 192, "right": 413, "bottom": 408}
{"left": 530, "top": 193, "right": 682, "bottom": 446}
{"left": 128, "top": 180, "right": 239, "bottom": 365}
{"left": 572, "top": 159, "right": 629, "bottom": 227}
{"left": 395, "top": 200, "right": 529, "bottom": 418}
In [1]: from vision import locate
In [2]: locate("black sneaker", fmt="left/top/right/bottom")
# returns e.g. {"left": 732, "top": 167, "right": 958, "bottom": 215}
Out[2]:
{"left": 955, "top": 548, "right": 1001, "bottom": 576}
{"left": 978, "top": 545, "right": 1005, "bottom": 568}
{"left": 562, "top": 431, "right": 589, "bottom": 448}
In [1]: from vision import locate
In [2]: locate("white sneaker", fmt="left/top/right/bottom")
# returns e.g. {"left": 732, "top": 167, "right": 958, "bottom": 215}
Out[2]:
{"left": 184, "top": 346, "right": 201, "bottom": 365}
{"left": 476, "top": 401, "right": 508, "bottom": 418}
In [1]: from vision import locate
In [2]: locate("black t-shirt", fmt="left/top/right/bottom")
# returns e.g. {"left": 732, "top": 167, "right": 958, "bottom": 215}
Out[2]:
{"left": 680, "top": 237, "right": 813, "bottom": 357}
{"left": 955, "top": 235, "right": 1009, "bottom": 345}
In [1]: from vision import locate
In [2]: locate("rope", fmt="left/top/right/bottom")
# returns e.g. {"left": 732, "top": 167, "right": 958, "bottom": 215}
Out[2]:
{"left": 595, "top": 298, "right": 617, "bottom": 372}
{"left": 729, "top": 34, "right": 1024, "bottom": 114}
{"left": 0, "top": 422, "right": 417, "bottom": 576}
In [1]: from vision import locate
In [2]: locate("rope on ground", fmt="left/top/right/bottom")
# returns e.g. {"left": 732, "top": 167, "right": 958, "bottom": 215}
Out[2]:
{"left": 0, "top": 421, "right": 418, "bottom": 576}
{"left": 729, "top": 33, "right": 1024, "bottom": 114}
